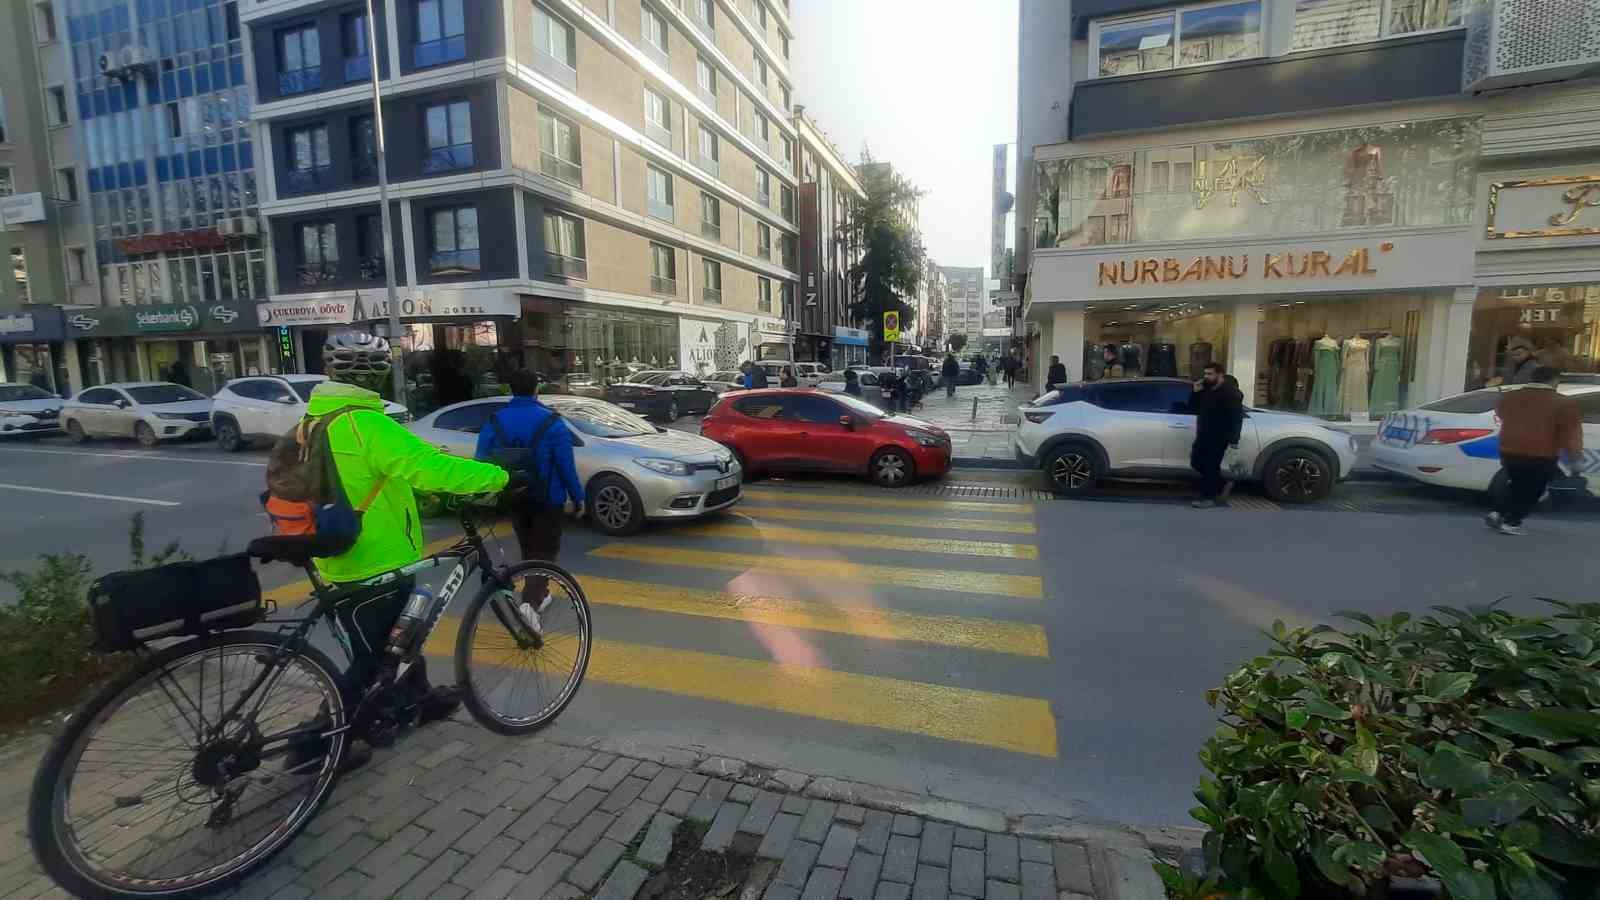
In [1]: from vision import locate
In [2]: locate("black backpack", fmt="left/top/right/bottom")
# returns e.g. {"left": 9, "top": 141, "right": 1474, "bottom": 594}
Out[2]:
{"left": 486, "top": 410, "right": 562, "bottom": 502}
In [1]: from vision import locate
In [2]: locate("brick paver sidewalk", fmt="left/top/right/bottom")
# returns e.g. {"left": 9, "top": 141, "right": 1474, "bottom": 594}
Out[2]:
{"left": 0, "top": 721, "right": 1169, "bottom": 900}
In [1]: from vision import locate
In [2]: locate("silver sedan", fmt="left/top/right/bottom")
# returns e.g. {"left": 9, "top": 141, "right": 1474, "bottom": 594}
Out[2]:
{"left": 409, "top": 395, "right": 742, "bottom": 535}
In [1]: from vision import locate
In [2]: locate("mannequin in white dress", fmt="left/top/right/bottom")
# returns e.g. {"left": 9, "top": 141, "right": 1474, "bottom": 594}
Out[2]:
{"left": 1341, "top": 336, "right": 1371, "bottom": 419}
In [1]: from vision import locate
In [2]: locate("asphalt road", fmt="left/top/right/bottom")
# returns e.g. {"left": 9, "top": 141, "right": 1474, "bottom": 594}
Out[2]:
{"left": 1, "top": 434, "right": 1595, "bottom": 831}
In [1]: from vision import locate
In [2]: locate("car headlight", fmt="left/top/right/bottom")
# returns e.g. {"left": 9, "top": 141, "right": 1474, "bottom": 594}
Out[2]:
{"left": 906, "top": 431, "right": 940, "bottom": 447}
{"left": 0, "top": 408, "right": 20, "bottom": 416}
{"left": 155, "top": 412, "right": 189, "bottom": 420}
{"left": 635, "top": 458, "right": 693, "bottom": 476}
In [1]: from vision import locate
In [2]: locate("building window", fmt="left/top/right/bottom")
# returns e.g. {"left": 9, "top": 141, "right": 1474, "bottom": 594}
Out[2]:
{"left": 54, "top": 167, "right": 77, "bottom": 203}
{"left": 538, "top": 106, "right": 582, "bottom": 187}
{"left": 34, "top": 2, "right": 56, "bottom": 43}
{"left": 752, "top": 111, "right": 769, "bottom": 145}
{"left": 66, "top": 247, "right": 86, "bottom": 284}
{"left": 1092, "top": 1, "right": 1262, "bottom": 77}
{"left": 277, "top": 24, "right": 321, "bottom": 94}
{"left": 780, "top": 136, "right": 794, "bottom": 173}
{"left": 756, "top": 167, "right": 771, "bottom": 207}
{"left": 758, "top": 276, "right": 772, "bottom": 312}
{"left": 650, "top": 242, "right": 676, "bottom": 294}
{"left": 296, "top": 222, "right": 339, "bottom": 284}
{"left": 642, "top": 3, "right": 669, "bottom": 60}
{"left": 543, "top": 211, "right": 588, "bottom": 279}
{"left": 696, "top": 0, "right": 715, "bottom": 28}
{"left": 697, "top": 124, "right": 719, "bottom": 177}
{"left": 646, "top": 164, "right": 674, "bottom": 221}
{"left": 351, "top": 115, "right": 378, "bottom": 180}
{"left": 701, "top": 193, "right": 721, "bottom": 240}
{"left": 357, "top": 214, "right": 386, "bottom": 280}
{"left": 415, "top": 0, "right": 466, "bottom": 68}
{"left": 779, "top": 280, "right": 793, "bottom": 316}
{"left": 343, "top": 13, "right": 372, "bottom": 82}
{"left": 422, "top": 100, "right": 473, "bottom": 173}
{"left": 780, "top": 83, "right": 790, "bottom": 110}
{"left": 755, "top": 56, "right": 768, "bottom": 87}
{"left": 45, "top": 85, "right": 68, "bottom": 126}
{"left": 429, "top": 206, "right": 480, "bottom": 274}
{"left": 696, "top": 54, "right": 717, "bottom": 101}
{"left": 1292, "top": 0, "right": 1462, "bottom": 52}
{"left": 701, "top": 258, "right": 722, "bottom": 304}
{"left": 780, "top": 184, "right": 795, "bottom": 221}
{"left": 0, "top": 92, "right": 8, "bottom": 142}
{"left": 781, "top": 32, "right": 789, "bottom": 59}
{"left": 285, "top": 124, "right": 331, "bottom": 192}
{"left": 166, "top": 102, "right": 182, "bottom": 138}
{"left": 644, "top": 86, "right": 672, "bottom": 149}
{"left": 0, "top": 167, "right": 12, "bottom": 196}
{"left": 11, "top": 246, "right": 28, "bottom": 302}
{"left": 756, "top": 222, "right": 771, "bottom": 260}
{"left": 755, "top": 0, "right": 768, "bottom": 32}
{"left": 780, "top": 233, "right": 795, "bottom": 268}
{"left": 533, "top": 3, "right": 577, "bottom": 69}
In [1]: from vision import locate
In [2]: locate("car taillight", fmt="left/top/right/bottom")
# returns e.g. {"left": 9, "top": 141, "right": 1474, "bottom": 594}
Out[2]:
{"left": 1418, "top": 427, "right": 1494, "bottom": 445}
{"left": 1022, "top": 410, "right": 1055, "bottom": 424}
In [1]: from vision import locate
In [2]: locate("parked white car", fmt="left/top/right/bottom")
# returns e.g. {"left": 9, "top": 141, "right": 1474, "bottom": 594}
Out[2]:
{"left": 409, "top": 395, "right": 740, "bottom": 535}
{"left": 1371, "top": 384, "right": 1600, "bottom": 495}
{"left": 210, "top": 374, "right": 409, "bottom": 451}
{"left": 1015, "top": 378, "right": 1360, "bottom": 502}
{"left": 62, "top": 382, "right": 213, "bottom": 447}
{"left": 0, "top": 383, "right": 64, "bottom": 437}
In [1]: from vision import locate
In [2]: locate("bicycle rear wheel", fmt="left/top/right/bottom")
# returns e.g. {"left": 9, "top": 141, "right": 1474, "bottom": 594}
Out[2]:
{"left": 29, "top": 630, "right": 349, "bottom": 898}
{"left": 453, "top": 561, "right": 591, "bottom": 735}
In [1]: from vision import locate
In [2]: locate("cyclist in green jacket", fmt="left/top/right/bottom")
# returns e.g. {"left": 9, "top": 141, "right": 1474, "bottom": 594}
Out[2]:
{"left": 302, "top": 381, "right": 509, "bottom": 765}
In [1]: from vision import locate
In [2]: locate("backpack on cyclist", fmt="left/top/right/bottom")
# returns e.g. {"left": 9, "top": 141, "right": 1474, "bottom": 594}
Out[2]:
{"left": 262, "top": 407, "right": 387, "bottom": 556}
{"left": 484, "top": 410, "right": 561, "bottom": 502}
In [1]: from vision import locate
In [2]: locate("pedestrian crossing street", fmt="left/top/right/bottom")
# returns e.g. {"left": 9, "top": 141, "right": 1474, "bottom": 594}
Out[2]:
{"left": 268, "top": 484, "right": 1058, "bottom": 758}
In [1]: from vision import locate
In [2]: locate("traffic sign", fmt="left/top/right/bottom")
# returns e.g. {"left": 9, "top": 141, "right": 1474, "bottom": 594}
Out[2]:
{"left": 883, "top": 311, "right": 901, "bottom": 342}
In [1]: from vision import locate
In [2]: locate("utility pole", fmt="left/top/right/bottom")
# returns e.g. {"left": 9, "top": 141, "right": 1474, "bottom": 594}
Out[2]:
{"left": 365, "top": 0, "right": 407, "bottom": 407}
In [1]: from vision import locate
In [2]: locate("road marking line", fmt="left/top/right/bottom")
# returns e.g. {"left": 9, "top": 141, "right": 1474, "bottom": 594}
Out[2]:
{"left": 589, "top": 544, "right": 1043, "bottom": 600}
{"left": 741, "top": 486, "right": 1032, "bottom": 514}
{"left": 425, "top": 624, "right": 1057, "bottom": 757}
{"left": 735, "top": 502, "right": 1037, "bottom": 535}
{"left": 582, "top": 576, "right": 1048, "bottom": 657}
{"left": 0, "top": 446, "right": 266, "bottom": 467}
{"left": 676, "top": 520, "right": 1038, "bottom": 560}
{"left": 0, "top": 483, "right": 181, "bottom": 507}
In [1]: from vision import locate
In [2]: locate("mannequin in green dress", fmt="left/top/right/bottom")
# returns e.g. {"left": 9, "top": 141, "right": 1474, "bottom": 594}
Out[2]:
{"left": 1369, "top": 333, "right": 1404, "bottom": 416}
{"left": 1308, "top": 334, "right": 1343, "bottom": 417}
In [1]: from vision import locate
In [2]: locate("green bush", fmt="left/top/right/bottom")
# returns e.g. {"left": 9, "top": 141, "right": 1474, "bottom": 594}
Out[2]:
{"left": 1184, "top": 601, "right": 1600, "bottom": 900}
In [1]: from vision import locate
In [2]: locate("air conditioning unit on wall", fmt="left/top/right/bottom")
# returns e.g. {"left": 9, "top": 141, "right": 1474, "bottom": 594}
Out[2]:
{"left": 1464, "top": 0, "right": 1600, "bottom": 91}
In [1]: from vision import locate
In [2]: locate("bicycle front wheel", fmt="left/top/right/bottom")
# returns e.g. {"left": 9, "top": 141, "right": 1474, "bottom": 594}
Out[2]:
{"left": 454, "top": 561, "right": 592, "bottom": 735}
{"left": 29, "top": 630, "right": 349, "bottom": 898}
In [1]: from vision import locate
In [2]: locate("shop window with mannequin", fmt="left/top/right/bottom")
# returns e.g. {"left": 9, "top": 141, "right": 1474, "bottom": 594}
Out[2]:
{"left": 1255, "top": 294, "right": 1428, "bottom": 421}
{"left": 1084, "top": 303, "right": 1229, "bottom": 382}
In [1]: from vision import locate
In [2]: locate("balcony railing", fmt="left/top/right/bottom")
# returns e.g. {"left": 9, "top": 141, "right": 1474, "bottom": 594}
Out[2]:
{"left": 696, "top": 154, "right": 719, "bottom": 179}
{"left": 545, "top": 252, "right": 588, "bottom": 280}
{"left": 422, "top": 143, "right": 475, "bottom": 175}
{"left": 414, "top": 35, "right": 466, "bottom": 69}
{"left": 296, "top": 262, "right": 339, "bottom": 285}
{"left": 701, "top": 286, "right": 722, "bottom": 304}
{"left": 644, "top": 120, "right": 672, "bottom": 150}
{"left": 540, "top": 152, "right": 582, "bottom": 188}
{"left": 278, "top": 67, "right": 322, "bottom": 95}
{"left": 533, "top": 49, "right": 577, "bottom": 90}
{"left": 344, "top": 56, "right": 371, "bottom": 83}
{"left": 651, "top": 275, "right": 677, "bottom": 295}
{"left": 429, "top": 248, "right": 481, "bottom": 274}
{"left": 283, "top": 166, "right": 333, "bottom": 194}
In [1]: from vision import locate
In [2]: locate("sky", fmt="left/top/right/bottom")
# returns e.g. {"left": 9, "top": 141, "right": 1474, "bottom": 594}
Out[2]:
{"left": 790, "top": 0, "right": 1019, "bottom": 277}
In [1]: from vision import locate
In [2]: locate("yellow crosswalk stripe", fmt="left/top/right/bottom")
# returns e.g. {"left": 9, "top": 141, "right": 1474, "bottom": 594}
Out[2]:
{"left": 741, "top": 487, "right": 1032, "bottom": 514}
{"left": 582, "top": 576, "right": 1048, "bottom": 657}
{"left": 589, "top": 544, "right": 1043, "bottom": 599}
{"left": 733, "top": 501, "right": 1038, "bottom": 534}
{"left": 424, "top": 623, "right": 1057, "bottom": 757}
{"left": 674, "top": 520, "right": 1037, "bottom": 560}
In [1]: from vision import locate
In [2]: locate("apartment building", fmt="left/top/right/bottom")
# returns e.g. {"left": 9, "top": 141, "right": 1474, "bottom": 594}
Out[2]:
{"left": 791, "top": 107, "right": 865, "bottom": 368}
{"left": 940, "top": 264, "right": 984, "bottom": 348}
{"left": 243, "top": 0, "right": 801, "bottom": 396}
{"left": 1019, "top": 0, "right": 1600, "bottom": 420}
{"left": 0, "top": 0, "right": 100, "bottom": 392}
{"left": 920, "top": 258, "right": 946, "bottom": 352}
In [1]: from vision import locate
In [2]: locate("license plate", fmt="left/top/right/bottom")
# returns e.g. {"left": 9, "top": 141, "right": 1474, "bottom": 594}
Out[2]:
{"left": 714, "top": 475, "right": 738, "bottom": 490}
{"left": 619, "top": 402, "right": 636, "bottom": 409}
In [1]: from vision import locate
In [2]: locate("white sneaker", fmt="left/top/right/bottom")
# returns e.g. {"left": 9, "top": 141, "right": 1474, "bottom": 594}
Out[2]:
{"left": 1484, "top": 512, "right": 1501, "bottom": 530}
{"left": 1498, "top": 523, "right": 1526, "bottom": 536}
{"left": 516, "top": 593, "right": 555, "bottom": 635}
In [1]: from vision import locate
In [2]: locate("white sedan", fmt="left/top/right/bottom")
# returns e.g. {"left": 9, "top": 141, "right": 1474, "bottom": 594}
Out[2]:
{"left": 0, "top": 383, "right": 64, "bottom": 437}
{"left": 1372, "top": 384, "right": 1600, "bottom": 495}
{"left": 210, "top": 374, "right": 409, "bottom": 450}
{"left": 62, "top": 382, "right": 213, "bottom": 447}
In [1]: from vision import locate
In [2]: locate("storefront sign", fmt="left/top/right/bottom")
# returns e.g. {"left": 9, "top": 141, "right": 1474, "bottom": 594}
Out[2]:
{"left": 833, "top": 325, "right": 869, "bottom": 347}
{"left": 1099, "top": 244, "right": 1389, "bottom": 287}
{"left": 755, "top": 316, "right": 796, "bottom": 342}
{"left": 0, "top": 313, "right": 35, "bottom": 335}
{"left": 64, "top": 300, "right": 259, "bottom": 337}
{"left": 134, "top": 305, "right": 201, "bottom": 332}
{"left": 679, "top": 317, "right": 750, "bottom": 376}
{"left": 116, "top": 229, "right": 229, "bottom": 255}
{"left": 799, "top": 183, "right": 819, "bottom": 310}
{"left": 276, "top": 327, "right": 297, "bottom": 368}
{"left": 1485, "top": 174, "right": 1600, "bottom": 239}
{"left": 0, "top": 307, "right": 65, "bottom": 343}
{"left": 0, "top": 193, "right": 47, "bottom": 226}
{"left": 257, "top": 298, "right": 357, "bottom": 327}
{"left": 349, "top": 291, "right": 519, "bottom": 322}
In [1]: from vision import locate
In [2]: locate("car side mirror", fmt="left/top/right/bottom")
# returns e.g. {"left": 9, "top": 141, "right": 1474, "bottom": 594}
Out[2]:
{"left": 656, "top": 426, "right": 668, "bottom": 434}
{"left": 277, "top": 395, "right": 298, "bottom": 404}
{"left": 839, "top": 415, "right": 855, "bottom": 430}
{"left": 115, "top": 399, "right": 130, "bottom": 409}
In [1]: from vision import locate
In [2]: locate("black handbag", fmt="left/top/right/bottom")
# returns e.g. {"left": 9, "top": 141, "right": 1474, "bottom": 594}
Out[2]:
{"left": 88, "top": 553, "right": 263, "bottom": 652}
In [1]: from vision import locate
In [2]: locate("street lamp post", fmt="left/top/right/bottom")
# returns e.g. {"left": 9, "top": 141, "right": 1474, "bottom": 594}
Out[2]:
{"left": 365, "top": 0, "right": 407, "bottom": 408}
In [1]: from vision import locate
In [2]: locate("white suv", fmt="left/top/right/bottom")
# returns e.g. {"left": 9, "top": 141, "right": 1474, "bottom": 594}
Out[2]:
{"left": 1015, "top": 378, "right": 1360, "bottom": 502}
{"left": 211, "top": 374, "right": 409, "bottom": 451}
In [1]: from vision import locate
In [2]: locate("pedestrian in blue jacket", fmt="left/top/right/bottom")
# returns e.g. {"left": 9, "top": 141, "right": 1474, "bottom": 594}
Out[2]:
{"left": 475, "top": 370, "right": 585, "bottom": 618}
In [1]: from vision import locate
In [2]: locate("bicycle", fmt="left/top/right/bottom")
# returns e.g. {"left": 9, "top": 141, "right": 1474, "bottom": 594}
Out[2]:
{"left": 29, "top": 505, "right": 591, "bottom": 898}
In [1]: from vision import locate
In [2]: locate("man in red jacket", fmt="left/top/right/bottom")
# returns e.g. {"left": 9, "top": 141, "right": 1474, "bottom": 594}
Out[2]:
{"left": 1487, "top": 367, "right": 1584, "bottom": 535}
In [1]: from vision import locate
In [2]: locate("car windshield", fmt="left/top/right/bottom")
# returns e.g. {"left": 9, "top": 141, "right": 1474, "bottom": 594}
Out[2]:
{"left": 559, "top": 402, "right": 658, "bottom": 438}
{"left": 832, "top": 394, "right": 886, "bottom": 420}
{"left": 128, "top": 385, "right": 206, "bottom": 405}
{"left": 288, "top": 380, "right": 323, "bottom": 401}
{"left": 0, "top": 385, "right": 54, "bottom": 402}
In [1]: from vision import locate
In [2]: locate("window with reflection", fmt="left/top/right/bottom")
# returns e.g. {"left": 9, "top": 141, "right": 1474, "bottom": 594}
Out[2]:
{"left": 1292, "top": 0, "right": 1461, "bottom": 52}
{"left": 429, "top": 206, "right": 480, "bottom": 274}
{"left": 1093, "top": 1, "right": 1264, "bottom": 77}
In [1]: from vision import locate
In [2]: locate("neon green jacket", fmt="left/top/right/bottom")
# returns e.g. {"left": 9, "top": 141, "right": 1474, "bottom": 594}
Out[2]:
{"left": 306, "top": 382, "right": 508, "bottom": 583}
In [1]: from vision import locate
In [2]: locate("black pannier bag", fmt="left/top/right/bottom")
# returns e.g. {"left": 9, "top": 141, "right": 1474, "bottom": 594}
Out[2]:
{"left": 88, "top": 553, "right": 264, "bottom": 652}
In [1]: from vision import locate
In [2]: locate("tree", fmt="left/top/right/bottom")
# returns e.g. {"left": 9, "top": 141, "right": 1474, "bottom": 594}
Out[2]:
{"left": 849, "top": 151, "right": 925, "bottom": 363}
{"left": 947, "top": 334, "right": 968, "bottom": 353}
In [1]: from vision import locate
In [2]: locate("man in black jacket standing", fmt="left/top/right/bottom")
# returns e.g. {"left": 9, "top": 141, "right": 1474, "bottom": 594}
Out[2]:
{"left": 1190, "top": 362, "right": 1244, "bottom": 509}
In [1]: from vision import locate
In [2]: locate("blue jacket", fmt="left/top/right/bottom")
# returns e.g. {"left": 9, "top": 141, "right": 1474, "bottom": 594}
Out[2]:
{"left": 474, "top": 396, "right": 585, "bottom": 507}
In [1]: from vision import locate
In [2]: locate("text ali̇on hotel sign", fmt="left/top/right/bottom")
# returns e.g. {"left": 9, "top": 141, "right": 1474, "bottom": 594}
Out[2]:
{"left": 1098, "top": 242, "right": 1393, "bottom": 287}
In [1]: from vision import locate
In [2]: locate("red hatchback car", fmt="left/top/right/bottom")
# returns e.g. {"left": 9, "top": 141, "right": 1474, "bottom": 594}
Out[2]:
{"left": 701, "top": 389, "right": 952, "bottom": 487}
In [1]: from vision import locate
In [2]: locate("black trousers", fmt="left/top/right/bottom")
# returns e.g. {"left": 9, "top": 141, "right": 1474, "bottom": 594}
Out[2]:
{"left": 334, "top": 575, "right": 414, "bottom": 691}
{"left": 1495, "top": 454, "right": 1557, "bottom": 526}
{"left": 1191, "top": 440, "right": 1227, "bottom": 501}
{"left": 511, "top": 503, "right": 563, "bottom": 603}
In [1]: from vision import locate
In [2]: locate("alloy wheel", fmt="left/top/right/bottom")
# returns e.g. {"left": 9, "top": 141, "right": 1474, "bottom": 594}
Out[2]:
{"left": 875, "top": 452, "right": 909, "bottom": 486}
{"left": 1274, "top": 456, "right": 1324, "bottom": 500}
{"left": 1051, "top": 452, "right": 1093, "bottom": 490}
{"left": 593, "top": 485, "right": 633, "bottom": 531}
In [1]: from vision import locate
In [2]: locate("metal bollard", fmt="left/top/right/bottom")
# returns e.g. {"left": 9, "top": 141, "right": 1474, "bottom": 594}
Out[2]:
{"left": 971, "top": 396, "right": 979, "bottom": 422}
